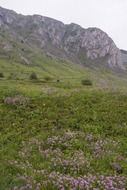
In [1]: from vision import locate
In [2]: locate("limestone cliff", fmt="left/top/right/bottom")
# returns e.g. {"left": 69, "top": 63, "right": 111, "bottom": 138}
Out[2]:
{"left": 0, "top": 6, "right": 125, "bottom": 69}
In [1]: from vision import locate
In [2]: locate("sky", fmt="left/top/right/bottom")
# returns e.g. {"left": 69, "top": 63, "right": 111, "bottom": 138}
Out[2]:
{"left": 0, "top": 0, "right": 127, "bottom": 50}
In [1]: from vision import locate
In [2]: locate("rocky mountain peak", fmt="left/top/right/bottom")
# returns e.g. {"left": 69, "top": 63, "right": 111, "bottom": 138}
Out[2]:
{"left": 0, "top": 6, "right": 125, "bottom": 70}
{"left": 0, "top": 6, "right": 17, "bottom": 25}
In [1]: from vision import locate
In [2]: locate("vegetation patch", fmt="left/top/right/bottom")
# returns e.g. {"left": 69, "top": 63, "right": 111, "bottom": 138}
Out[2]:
{"left": 30, "top": 72, "right": 38, "bottom": 80}
{"left": 4, "top": 95, "right": 29, "bottom": 106}
{"left": 0, "top": 72, "right": 4, "bottom": 78}
{"left": 81, "top": 79, "right": 93, "bottom": 86}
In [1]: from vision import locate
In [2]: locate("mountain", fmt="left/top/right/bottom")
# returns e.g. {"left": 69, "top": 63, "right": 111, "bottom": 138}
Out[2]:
{"left": 120, "top": 49, "right": 127, "bottom": 67}
{"left": 0, "top": 6, "right": 126, "bottom": 71}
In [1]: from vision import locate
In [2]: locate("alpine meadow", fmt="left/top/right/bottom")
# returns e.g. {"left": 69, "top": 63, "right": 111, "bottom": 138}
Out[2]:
{"left": 0, "top": 5, "right": 127, "bottom": 190}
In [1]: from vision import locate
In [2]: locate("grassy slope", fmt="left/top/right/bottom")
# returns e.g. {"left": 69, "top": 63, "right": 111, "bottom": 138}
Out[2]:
{"left": 1, "top": 58, "right": 127, "bottom": 189}
{"left": 1, "top": 56, "right": 127, "bottom": 89}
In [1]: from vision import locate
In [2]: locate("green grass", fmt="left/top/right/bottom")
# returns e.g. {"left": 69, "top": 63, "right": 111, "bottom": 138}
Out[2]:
{"left": 1, "top": 55, "right": 127, "bottom": 89}
{"left": 1, "top": 57, "right": 127, "bottom": 189}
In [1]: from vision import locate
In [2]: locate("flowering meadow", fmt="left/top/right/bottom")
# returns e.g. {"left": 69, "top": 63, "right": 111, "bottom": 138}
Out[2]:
{"left": 1, "top": 85, "right": 127, "bottom": 189}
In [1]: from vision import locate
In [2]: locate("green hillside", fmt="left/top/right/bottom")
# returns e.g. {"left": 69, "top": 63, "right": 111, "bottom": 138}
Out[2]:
{"left": 1, "top": 55, "right": 127, "bottom": 90}
{"left": 0, "top": 56, "right": 127, "bottom": 189}
{"left": 1, "top": 5, "right": 127, "bottom": 190}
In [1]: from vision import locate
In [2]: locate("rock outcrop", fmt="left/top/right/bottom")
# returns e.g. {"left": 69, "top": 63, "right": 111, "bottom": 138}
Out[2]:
{"left": 0, "top": 6, "right": 125, "bottom": 69}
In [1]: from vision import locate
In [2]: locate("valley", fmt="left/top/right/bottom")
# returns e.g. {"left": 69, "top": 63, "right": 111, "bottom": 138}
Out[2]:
{"left": 0, "top": 6, "right": 127, "bottom": 190}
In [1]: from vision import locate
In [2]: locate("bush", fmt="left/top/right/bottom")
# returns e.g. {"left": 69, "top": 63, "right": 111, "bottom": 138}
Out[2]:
{"left": 81, "top": 79, "right": 92, "bottom": 86}
{"left": 8, "top": 73, "right": 17, "bottom": 80}
{"left": 30, "top": 72, "right": 38, "bottom": 80}
{"left": 57, "top": 79, "right": 60, "bottom": 83}
{"left": 44, "top": 76, "right": 52, "bottom": 82}
{"left": 0, "top": 72, "right": 4, "bottom": 78}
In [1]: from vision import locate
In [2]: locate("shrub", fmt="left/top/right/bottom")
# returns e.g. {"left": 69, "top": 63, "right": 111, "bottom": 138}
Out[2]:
{"left": 0, "top": 72, "right": 4, "bottom": 78}
{"left": 30, "top": 72, "right": 38, "bottom": 80}
{"left": 81, "top": 79, "right": 92, "bottom": 86}
{"left": 8, "top": 73, "right": 17, "bottom": 80}
{"left": 57, "top": 79, "right": 60, "bottom": 83}
{"left": 44, "top": 76, "right": 52, "bottom": 82}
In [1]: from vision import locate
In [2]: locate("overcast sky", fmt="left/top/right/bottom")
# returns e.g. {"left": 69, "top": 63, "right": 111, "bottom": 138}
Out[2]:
{"left": 0, "top": 0, "right": 127, "bottom": 50}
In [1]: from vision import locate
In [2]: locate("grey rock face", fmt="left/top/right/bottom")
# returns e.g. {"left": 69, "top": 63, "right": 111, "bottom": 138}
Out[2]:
{"left": 0, "top": 6, "right": 125, "bottom": 69}
{"left": 0, "top": 7, "right": 17, "bottom": 25}
{"left": 63, "top": 25, "right": 124, "bottom": 69}
{"left": 121, "top": 50, "right": 127, "bottom": 65}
